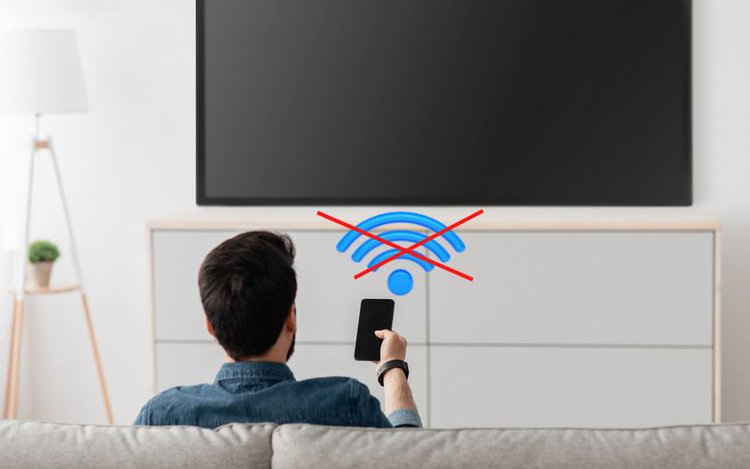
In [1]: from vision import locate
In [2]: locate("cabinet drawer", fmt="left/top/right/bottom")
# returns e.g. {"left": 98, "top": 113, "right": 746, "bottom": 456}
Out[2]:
{"left": 153, "top": 230, "right": 427, "bottom": 342}
{"left": 429, "top": 345, "right": 712, "bottom": 428}
{"left": 430, "top": 232, "right": 713, "bottom": 345}
{"left": 155, "top": 342, "right": 226, "bottom": 391}
{"left": 152, "top": 231, "right": 237, "bottom": 342}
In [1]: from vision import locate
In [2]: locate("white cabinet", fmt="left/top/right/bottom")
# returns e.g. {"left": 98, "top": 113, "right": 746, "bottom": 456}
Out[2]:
{"left": 149, "top": 215, "right": 719, "bottom": 428}
{"left": 429, "top": 232, "right": 714, "bottom": 345}
{"left": 429, "top": 346, "right": 712, "bottom": 428}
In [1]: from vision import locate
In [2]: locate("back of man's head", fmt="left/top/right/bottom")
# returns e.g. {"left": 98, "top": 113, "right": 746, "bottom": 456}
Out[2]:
{"left": 198, "top": 231, "right": 297, "bottom": 360}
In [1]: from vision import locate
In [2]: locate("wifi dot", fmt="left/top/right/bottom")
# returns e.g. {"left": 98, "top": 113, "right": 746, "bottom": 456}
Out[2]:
{"left": 388, "top": 269, "right": 413, "bottom": 296}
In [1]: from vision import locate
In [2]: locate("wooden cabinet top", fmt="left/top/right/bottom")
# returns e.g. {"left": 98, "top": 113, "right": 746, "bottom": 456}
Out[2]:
{"left": 149, "top": 208, "right": 720, "bottom": 232}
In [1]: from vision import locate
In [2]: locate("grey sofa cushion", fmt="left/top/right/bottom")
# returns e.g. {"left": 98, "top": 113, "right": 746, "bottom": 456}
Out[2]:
{"left": 271, "top": 423, "right": 750, "bottom": 469}
{"left": 0, "top": 420, "right": 275, "bottom": 469}
{"left": 4, "top": 420, "right": 750, "bottom": 468}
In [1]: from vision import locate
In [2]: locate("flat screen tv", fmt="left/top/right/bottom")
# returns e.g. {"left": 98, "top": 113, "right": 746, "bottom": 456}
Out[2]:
{"left": 197, "top": 0, "right": 691, "bottom": 206}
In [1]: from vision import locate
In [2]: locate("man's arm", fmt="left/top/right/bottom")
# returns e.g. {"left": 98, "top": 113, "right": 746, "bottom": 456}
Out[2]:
{"left": 375, "top": 329, "right": 422, "bottom": 428}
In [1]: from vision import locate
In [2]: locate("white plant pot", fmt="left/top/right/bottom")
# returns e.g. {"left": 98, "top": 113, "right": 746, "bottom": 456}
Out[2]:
{"left": 29, "top": 261, "right": 54, "bottom": 287}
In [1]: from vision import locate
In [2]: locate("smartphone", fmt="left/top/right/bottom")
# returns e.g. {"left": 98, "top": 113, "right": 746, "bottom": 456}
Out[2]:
{"left": 354, "top": 299, "right": 395, "bottom": 361}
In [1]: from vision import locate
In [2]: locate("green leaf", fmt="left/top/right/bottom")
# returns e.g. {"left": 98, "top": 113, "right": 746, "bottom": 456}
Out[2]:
{"left": 28, "top": 240, "right": 60, "bottom": 263}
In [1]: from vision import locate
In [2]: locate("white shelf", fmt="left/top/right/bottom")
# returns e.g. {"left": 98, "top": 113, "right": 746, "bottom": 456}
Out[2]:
{"left": 5, "top": 284, "right": 81, "bottom": 296}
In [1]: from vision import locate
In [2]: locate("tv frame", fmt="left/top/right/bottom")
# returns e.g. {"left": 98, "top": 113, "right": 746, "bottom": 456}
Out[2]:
{"left": 196, "top": 0, "right": 693, "bottom": 207}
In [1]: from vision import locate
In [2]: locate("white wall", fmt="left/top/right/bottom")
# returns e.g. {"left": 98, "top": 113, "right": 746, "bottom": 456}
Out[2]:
{"left": 0, "top": 0, "right": 748, "bottom": 424}
{"left": 693, "top": 0, "right": 750, "bottom": 421}
{"left": 0, "top": 0, "right": 197, "bottom": 424}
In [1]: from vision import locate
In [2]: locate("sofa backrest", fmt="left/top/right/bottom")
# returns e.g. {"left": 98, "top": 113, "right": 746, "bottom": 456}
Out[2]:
{"left": 271, "top": 423, "right": 750, "bottom": 469}
{"left": 0, "top": 420, "right": 274, "bottom": 469}
{"left": 2, "top": 420, "right": 750, "bottom": 468}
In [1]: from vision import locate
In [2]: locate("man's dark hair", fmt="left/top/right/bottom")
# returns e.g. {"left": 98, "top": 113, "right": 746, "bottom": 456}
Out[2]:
{"left": 198, "top": 231, "right": 297, "bottom": 360}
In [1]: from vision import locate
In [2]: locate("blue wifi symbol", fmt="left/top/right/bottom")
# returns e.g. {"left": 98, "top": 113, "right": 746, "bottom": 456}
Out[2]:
{"left": 336, "top": 212, "right": 466, "bottom": 296}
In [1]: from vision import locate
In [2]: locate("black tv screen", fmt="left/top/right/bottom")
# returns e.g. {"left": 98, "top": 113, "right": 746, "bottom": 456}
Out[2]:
{"left": 197, "top": 0, "right": 691, "bottom": 206}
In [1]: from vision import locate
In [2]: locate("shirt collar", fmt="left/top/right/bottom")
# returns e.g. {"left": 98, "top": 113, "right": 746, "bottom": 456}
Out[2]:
{"left": 214, "top": 361, "right": 296, "bottom": 384}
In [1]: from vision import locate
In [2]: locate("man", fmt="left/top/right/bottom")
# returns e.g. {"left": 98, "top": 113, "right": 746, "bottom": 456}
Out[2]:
{"left": 135, "top": 231, "right": 422, "bottom": 428}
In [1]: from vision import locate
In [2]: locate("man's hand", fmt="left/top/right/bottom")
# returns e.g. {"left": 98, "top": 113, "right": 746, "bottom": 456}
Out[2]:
{"left": 374, "top": 329, "right": 407, "bottom": 365}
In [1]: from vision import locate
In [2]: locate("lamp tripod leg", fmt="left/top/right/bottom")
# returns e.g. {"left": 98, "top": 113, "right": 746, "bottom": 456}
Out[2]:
{"left": 3, "top": 135, "right": 37, "bottom": 419}
{"left": 80, "top": 292, "right": 114, "bottom": 424}
{"left": 1, "top": 298, "right": 13, "bottom": 418}
{"left": 3, "top": 298, "right": 24, "bottom": 419}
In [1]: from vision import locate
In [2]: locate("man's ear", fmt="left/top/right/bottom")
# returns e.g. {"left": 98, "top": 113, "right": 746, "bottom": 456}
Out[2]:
{"left": 205, "top": 316, "right": 215, "bottom": 337}
{"left": 285, "top": 304, "right": 297, "bottom": 333}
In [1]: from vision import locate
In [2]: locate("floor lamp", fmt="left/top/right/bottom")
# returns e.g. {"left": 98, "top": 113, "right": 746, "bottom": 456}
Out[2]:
{"left": 0, "top": 30, "right": 113, "bottom": 423}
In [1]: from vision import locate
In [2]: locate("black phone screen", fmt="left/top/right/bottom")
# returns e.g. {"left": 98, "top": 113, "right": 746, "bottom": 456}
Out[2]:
{"left": 354, "top": 299, "right": 394, "bottom": 361}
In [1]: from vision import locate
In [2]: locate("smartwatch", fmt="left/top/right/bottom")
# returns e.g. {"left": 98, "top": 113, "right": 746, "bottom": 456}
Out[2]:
{"left": 377, "top": 360, "right": 409, "bottom": 386}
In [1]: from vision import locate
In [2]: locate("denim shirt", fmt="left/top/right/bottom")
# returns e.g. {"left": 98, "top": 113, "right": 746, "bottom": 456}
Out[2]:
{"left": 134, "top": 361, "right": 422, "bottom": 429}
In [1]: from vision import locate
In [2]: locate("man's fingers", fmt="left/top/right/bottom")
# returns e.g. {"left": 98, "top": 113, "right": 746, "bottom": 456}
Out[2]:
{"left": 374, "top": 330, "right": 386, "bottom": 338}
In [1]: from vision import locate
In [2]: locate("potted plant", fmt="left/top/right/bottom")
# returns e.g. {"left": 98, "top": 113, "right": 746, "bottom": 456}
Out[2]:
{"left": 28, "top": 240, "right": 60, "bottom": 287}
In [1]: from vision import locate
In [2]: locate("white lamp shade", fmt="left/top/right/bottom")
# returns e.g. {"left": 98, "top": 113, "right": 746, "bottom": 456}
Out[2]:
{"left": 0, "top": 29, "right": 88, "bottom": 114}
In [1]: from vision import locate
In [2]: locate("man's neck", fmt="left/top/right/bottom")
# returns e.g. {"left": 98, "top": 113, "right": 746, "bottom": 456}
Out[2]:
{"left": 226, "top": 332, "right": 294, "bottom": 364}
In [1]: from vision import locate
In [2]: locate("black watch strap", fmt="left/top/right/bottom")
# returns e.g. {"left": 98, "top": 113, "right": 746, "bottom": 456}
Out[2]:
{"left": 377, "top": 360, "right": 409, "bottom": 386}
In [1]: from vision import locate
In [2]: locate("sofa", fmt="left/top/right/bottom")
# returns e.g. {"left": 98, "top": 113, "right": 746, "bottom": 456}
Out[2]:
{"left": 1, "top": 420, "right": 750, "bottom": 468}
